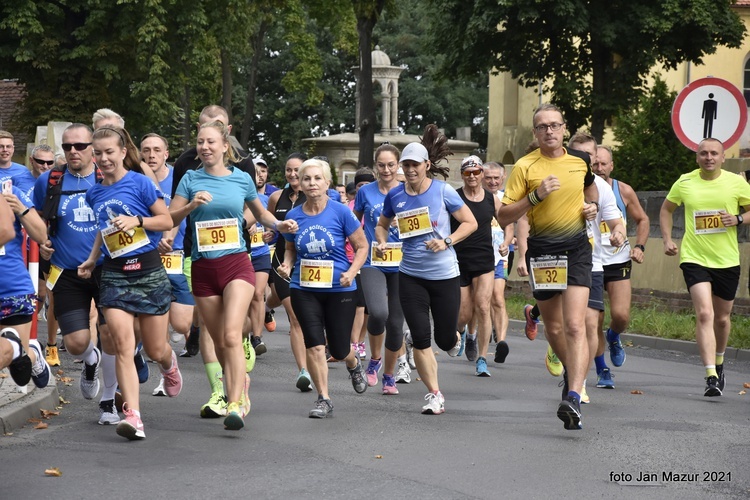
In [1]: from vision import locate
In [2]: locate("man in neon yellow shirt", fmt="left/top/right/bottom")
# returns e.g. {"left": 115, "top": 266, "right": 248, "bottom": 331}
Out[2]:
{"left": 660, "top": 138, "right": 750, "bottom": 397}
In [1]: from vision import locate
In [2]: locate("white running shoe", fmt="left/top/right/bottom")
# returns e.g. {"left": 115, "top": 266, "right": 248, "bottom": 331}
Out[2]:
{"left": 395, "top": 361, "right": 411, "bottom": 384}
{"left": 421, "top": 391, "right": 445, "bottom": 415}
{"left": 152, "top": 376, "right": 167, "bottom": 397}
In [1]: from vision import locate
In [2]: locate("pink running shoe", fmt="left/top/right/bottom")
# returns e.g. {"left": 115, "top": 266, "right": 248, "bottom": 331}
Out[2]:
{"left": 160, "top": 351, "right": 183, "bottom": 397}
{"left": 382, "top": 374, "right": 399, "bottom": 395}
{"left": 116, "top": 403, "right": 145, "bottom": 440}
{"left": 365, "top": 358, "right": 382, "bottom": 387}
{"left": 356, "top": 342, "right": 367, "bottom": 359}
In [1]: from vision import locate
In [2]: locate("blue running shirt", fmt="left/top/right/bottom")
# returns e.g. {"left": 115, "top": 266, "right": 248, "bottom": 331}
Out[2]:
{"left": 0, "top": 186, "right": 35, "bottom": 297}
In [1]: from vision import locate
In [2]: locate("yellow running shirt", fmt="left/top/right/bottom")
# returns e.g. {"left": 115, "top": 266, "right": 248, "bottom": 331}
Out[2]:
{"left": 503, "top": 148, "right": 594, "bottom": 243}
{"left": 666, "top": 169, "right": 750, "bottom": 268}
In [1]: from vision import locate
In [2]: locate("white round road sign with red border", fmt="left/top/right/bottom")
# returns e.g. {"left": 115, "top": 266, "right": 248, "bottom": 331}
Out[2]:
{"left": 671, "top": 77, "right": 747, "bottom": 151}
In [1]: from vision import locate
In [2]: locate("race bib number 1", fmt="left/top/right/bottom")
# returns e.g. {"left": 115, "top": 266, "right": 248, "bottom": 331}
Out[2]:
{"left": 530, "top": 255, "right": 568, "bottom": 291}
{"left": 300, "top": 259, "right": 334, "bottom": 288}
{"left": 396, "top": 206, "right": 433, "bottom": 239}
{"left": 196, "top": 218, "right": 241, "bottom": 252}
{"left": 694, "top": 210, "right": 726, "bottom": 234}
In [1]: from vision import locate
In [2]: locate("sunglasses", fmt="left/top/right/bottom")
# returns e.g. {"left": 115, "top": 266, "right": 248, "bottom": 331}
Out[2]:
{"left": 61, "top": 143, "right": 92, "bottom": 152}
{"left": 33, "top": 157, "right": 55, "bottom": 166}
{"left": 462, "top": 170, "right": 482, "bottom": 177}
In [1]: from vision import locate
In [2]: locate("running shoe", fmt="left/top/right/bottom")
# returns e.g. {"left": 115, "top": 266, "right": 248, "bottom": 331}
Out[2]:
{"left": 309, "top": 395, "right": 333, "bottom": 418}
{"left": 421, "top": 391, "right": 445, "bottom": 415}
{"left": 41, "top": 296, "right": 49, "bottom": 322}
{"left": 464, "top": 331, "right": 478, "bottom": 362}
{"left": 348, "top": 361, "right": 367, "bottom": 394}
{"left": 242, "top": 337, "right": 256, "bottom": 373}
{"left": 447, "top": 331, "right": 463, "bottom": 357}
{"left": 98, "top": 399, "right": 120, "bottom": 425}
{"left": 524, "top": 304, "right": 539, "bottom": 340}
{"left": 1, "top": 328, "right": 31, "bottom": 386}
{"left": 357, "top": 342, "right": 367, "bottom": 360}
{"left": 264, "top": 309, "right": 276, "bottom": 332}
{"left": 224, "top": 402, "right": 245, "bottom": 431}
{"left": 475, "top": 357, "right": 491, "bottom": 377}
{"left": 704, "top": 376, "right": 722, "bottom": 397}
{"left": 606, "top": 329, "right": 626, "bottom": 367}
{"left": 365, "top": 358, "right": 382, "bottom": 387}
{"left": 251, "top": 335, "right": 267, "bottom": 355}
{"left": 545, "top": 344, "right": 563, "bottom": 377}
{"left": 200, "top": 392, "right": 227, "bottom": 418}
{"left": 29, "top": 339, "right": 51, "bottom": 388}
{"left": 134, "top": 343, "right": 149, "bottom": 384}
{"left": 494, "top": 340, "right": 509, "bottom": 364}
{"left": 80, "top": 347, "right": 101, "bottom": 400}
{"left": 45, "top": 344, "right": 61, "bottom": 367}
{"left": 580, "top": 379, "right": 590, "bottom": 404}
{"left": 181, "top": 325, "right": 200, "bottom": 357}
{"left": 382, "top": 374, "right": 399, "bottom": 395}
{"left": 596, "top": 368, "right": 615, "bottom": 389}
{"left": 456, "top": 329, "right": 467, "bottom": 357}
{"left": 296, "top": 368, "right": 313, "bottom": 392}
{"left": 716, "top": 364, "right": 725, "bottom": 392}
{"left": 404, "top": 330, "right": 416, "bottom": 370}
{"left": 557, "top": 395, "right": 583, "bottom": 430}
{"left": 159, "top": 351, "right": 182, "bottom": 397}
{"left": 116, "top": 403, "right": 145, "bottom": 440}
{"left": 395, "top": 361, "right": 411, "bottom": 384}
{"left": 152, "top": 376, "right": 167, "bottom": 396}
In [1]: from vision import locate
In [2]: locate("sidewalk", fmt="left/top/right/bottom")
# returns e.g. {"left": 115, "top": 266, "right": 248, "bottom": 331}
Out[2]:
{"left": 0, "top": 318, "right": 60, "bottom": 434}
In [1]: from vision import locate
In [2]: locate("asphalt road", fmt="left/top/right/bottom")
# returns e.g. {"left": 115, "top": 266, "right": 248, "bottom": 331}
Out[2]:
{"left": 1, "top": 314, "right": 749, "bottom": 499}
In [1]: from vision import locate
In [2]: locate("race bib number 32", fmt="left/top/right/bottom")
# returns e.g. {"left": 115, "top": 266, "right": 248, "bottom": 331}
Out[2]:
{"left": 530, "top": 255, "right": 568, "bottom": 291}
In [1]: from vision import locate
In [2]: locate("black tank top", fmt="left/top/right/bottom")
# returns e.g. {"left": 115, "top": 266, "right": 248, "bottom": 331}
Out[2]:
{"left": 272, "top": 187, "right": 306, "bottom": 266}
{"left": 451, "top": 188, "right": 495, "bottom": 272}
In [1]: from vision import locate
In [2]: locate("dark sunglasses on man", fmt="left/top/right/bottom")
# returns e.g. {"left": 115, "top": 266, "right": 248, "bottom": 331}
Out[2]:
{"left": 33, "top": 157, "right": 55, "bottom": 166}
{"left": 61, "top": 142, "right": 92, "bottom": 152}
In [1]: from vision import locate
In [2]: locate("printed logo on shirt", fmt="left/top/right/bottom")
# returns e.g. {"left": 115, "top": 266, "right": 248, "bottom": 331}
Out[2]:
{"left": 296, "top": 224, "right": 335, "bottom": 258}
{"left": 60, "top": 193, "right": 97, "bottom": 233}
{"left": 396, "top": 201, "right": 406, "bottom": 209}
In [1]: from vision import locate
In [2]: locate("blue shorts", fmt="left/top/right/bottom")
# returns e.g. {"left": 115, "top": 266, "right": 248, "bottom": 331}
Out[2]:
{"left": 494, "top": 261, "right": 507, "bottom": 280}
{"left": 587, "top": 271, "right": 604, "bottom": 311}
{"left": 169, "top": 273, "right": 195, "bottom": 306}
{"left": 251, "top": 252, "right": 271, "bottom": 274}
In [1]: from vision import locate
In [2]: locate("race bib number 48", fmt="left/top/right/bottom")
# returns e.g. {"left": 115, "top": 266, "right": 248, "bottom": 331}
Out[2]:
{"left": 102, "top": 225, "right": 149, "bottom": 258}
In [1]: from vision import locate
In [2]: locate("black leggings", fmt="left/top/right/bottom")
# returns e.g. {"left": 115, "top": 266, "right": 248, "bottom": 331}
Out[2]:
{"left": 290, "top": 289, "right": 357, "bottom": 360}
{"left": 399, "top": 272, "right": 460, "bottom": 351}
{"left": 359, "top": 267, "right": 404, "bottom": 352}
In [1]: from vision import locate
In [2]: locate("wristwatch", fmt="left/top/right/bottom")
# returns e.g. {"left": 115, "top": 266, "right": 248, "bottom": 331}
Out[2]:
{"left": 444, "top": 237, "right": 453, "bottom": 247}
{"left": 634, "top": 244, "right": 645, "bottom": 252}
{"left": 738, "top": 214, "right": 744, "bottom": 225}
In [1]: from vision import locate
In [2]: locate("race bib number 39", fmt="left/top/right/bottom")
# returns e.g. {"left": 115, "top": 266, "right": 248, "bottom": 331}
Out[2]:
{"left": 530, "top": 255, "right": 568, "bottom": 291}
{"left": 102, "top": 225, "right": 149, "bottom": 258}
{"left": 694, "top": 210, "right": 726, "bottom": 234}
{"left": 196, "top": 218, "right": 241, "bottom": 252}
{"left": 396, "top": 206, "right": 433, "bottom": 239}
{"left": 370, "top": 242, "right": 402, "bottom": 267}
{"left": 300, "top": 259, "right": 334, "bottom": 288}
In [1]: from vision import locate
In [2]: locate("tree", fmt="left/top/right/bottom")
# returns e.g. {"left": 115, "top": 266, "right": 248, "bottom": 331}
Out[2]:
{"left": 612, "top": 76, "right": 695, "bottom": 191}
{"left": 431, "top": 0, "right": 745, "bottom": 139}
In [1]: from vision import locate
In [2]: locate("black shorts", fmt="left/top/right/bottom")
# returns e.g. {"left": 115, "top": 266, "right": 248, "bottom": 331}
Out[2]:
{"left": 459, "top": 266, "right": 495, "bottom": 288}
{"left": 587, "top": 271, "right": 604, "bottom": 311}
{"left": 40, "top": 256, "right": 51, "bottom": 276}
{"left": 527, "top": 232, "right": 592, "bottom": 302}
{"left": 53, "top": 266, "right": 104, "bottom": 335}
{"left": 354, "top": 273, "right": 367, "bottom": 310}
{"left": 680, "top": 263, "right": 740, "bottom": 302}
{"left": 603, "top": 260, "right": 632, "bottom": 284}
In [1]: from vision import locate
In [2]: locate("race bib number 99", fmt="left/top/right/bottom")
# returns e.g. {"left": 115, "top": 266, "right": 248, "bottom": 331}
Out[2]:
{"left": 196, "top": 218, "right": 241, "bottom": 252}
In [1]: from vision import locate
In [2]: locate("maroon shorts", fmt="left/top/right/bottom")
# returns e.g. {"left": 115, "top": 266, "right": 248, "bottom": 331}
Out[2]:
{"left": 191, "top": 252, "right": 255, "bottom": 297}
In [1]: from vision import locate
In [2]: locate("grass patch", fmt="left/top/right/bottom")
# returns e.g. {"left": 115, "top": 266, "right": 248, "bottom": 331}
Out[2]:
{"left": 504, "top": 294, "right": 750, "bottom": 350}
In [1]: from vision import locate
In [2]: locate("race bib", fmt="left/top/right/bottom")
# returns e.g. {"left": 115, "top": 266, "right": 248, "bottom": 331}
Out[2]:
{"left": 370, "top": 242, "right": 402, "bottom": 267}
{"left": 196, "top": 218, "right": 241, "bottom": 252}
{"left": 161, "top": 251, "right": 184, "bottom": 275}
{"left": 102, "top": 224, "right": 149, "bottom": 258}
{"left": 694, "top": 210, "right": 726, "bottom": 234}
{"left": 46, "top": 264, "right": 63, "bottom": 290}
{"left": 396, "top": 206, "right": 433, "bottom": 239}
{"left": 530, "top": 255, "right": 568, "bottom": 291}
{"left": 250, "top": 223, "right": 265, "bottom": 248}
{"left": 300, "top": 259, "right": 334, "bottom": 288}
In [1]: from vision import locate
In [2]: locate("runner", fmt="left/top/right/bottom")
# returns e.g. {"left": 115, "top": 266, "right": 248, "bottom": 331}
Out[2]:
{"left": 78, "top": 125, "right": 182, "bottom": 440}
{"left": 375, "top": 126, "right": 478, "bottom": 415}
{"left": 276, "top": 158, "right": 369, "bottom": 418}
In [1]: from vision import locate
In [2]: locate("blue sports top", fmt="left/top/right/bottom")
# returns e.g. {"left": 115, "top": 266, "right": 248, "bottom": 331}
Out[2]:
{"left": 0, "top": 162, "right": 36, "bottom": 198}
{"left": 283, "top": 200, "right": 361, "bottom": 292}
{"left": 381, "top": 179, "right": 464, "bottom": 280}
{"left": 175, "top": 166, "right": 258, "bottom": 261}
{"left": 354, "top": 181, "right": 401, "bottom": 272}
{"left": 0, "top": 186, "right": 35, "bottom": 297}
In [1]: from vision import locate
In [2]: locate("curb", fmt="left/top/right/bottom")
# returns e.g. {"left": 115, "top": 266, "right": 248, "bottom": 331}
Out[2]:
{"left": 508, "top": 319, "right": 750, "bottom": 361}
{"left": 0, "top": 383, "right": 60, "bottom": 435}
